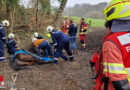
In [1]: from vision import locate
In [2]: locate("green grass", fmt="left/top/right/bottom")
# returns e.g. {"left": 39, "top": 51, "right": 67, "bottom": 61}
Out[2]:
{"left": 63, "top": 16, "right": 106, "bottom": 27}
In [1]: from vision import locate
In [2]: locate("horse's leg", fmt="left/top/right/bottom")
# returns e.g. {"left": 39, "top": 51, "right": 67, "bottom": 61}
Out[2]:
{"left": 15, "top": 59, "right": 37, "bottom": 66}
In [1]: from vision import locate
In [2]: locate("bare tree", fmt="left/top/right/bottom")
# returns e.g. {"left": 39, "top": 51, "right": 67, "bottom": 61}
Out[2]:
{"left": 53, "top": 0, "right": 67, "bottom": 28}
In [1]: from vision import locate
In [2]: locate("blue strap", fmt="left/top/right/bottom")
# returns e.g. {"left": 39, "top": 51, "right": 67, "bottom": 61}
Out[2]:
{"left": 11, "top": 50, "right": 28, "bottom": 61}
{"left": 11, "top": 50, "right": 54, "bottom": 62}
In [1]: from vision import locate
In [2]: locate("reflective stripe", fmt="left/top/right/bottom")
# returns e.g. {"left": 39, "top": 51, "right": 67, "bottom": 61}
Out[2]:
{"left": 0, "top": 27, "right": 3, "bottom": 29}
{"left": 103, "top": 62, "right": 108, "bottom": 72}
{"left": 119, "top": 5, "right": 130, "bottom": 15}
{"left": 54, "top": 43, "right": 57, "bottom": 46}
{"left": 84, "top": 27, "right": 87, "bottom": 29}
{"left": 125, "top": 68, "right": 130, "bottom": 84}
{"left": 109, "top": 66, "right": 125, "bottom": 71}
{"left": 54, "top": 58, "right": 58, "bottom": 60}
{"left": 82, "top": 44, "right": 86, "bottom": 47}
{"left": 2, "top": 37, "right": 6, "bottom": 39}
{"left": 7, "top": 39, "right": 13, "bottom": 43}
{"left": 103, "top": 62, "right": 126, "bottom": 74}
{"left": 70, "top": 55, "right": 73, "bottom": 57}
{"left": 0, "top": 57, "right": 5, "bottom": 59}
{"left": 80, "top": 32, "right": 86, "bottom": 34}
{"left": 109, "top": 70, "right": 126, "bottom": 74}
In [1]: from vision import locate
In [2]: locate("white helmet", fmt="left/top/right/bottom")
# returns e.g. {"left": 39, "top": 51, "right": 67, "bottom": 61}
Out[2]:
{"left": 8, "top": 33, "right": 15, "bottom": 38}
{"left": 2, "top": 20, "right": 9, "bottom": 27}
{"left": 33, "top": 32, "right": 38, "bottom": 38}
{"left": 32, "top": 38, "right": 37, "bottom": 43}
{"left": 46, "top": 26, "right": 54, "bottom": 32}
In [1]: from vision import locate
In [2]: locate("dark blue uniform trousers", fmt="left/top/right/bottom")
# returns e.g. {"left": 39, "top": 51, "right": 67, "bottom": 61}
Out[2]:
{"left": 0, "top": 41, "right": 5, "bottom": 61}
{"left": 55, "top": 40, "right": 72, "bottom": 60}
{"left": 37, "top": 41, "right": 53, "bottom": 57}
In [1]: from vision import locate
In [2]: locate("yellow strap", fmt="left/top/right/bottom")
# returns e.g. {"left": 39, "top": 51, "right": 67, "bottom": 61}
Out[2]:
{"left": 125, "top": 68, "right": 130, "bottom": 84}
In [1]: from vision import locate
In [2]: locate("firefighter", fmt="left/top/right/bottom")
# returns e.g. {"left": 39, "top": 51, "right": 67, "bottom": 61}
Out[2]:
{"left": 6, "top": 33, "right": 18, "bottom": 55}
{"left": 0, "top": 20, "right": 9, "bottom": 61}
{"left": 79, "top": 18, "right": 87, "bottom": 51}
{"left": 46, "top": 26, "right": 74, "bottom": 64}
{"left": 61, "top": 18, "right": 69, "bottom": 35}
{"left": 68, "top": 19, "right": 77, "bottom": 52}
{"left": 98, "top": 0, "right": 130, "bottom": 89}
{"left": 33, "top": 32, "right": 43, "bottom": 39}
{"left": 32, "top": 38, "right": 54, "bottom": 58}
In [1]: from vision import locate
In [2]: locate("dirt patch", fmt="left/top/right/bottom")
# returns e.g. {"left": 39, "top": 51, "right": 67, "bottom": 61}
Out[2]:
{"left": 0, "top": 27, "right": 106, "bottom": 90}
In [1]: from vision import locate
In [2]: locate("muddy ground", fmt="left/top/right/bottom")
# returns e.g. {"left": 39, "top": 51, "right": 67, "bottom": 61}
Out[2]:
{"left": 0, "top": 27, "right": 106, "bottom": 90}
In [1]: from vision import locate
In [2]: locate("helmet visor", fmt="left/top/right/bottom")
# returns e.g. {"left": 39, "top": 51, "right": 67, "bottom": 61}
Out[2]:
{"left": 111, "top": 20, "right": 130, "bottom": 32}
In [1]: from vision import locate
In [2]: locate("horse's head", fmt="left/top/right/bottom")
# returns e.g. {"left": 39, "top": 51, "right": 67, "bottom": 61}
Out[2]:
{"left": 27, "top": 44, "right": 37, "bottom": 54}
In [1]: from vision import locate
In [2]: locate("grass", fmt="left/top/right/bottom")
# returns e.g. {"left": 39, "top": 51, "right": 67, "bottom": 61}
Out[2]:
{"left": 63, "top": 16, "right": 106, "bottom": 27}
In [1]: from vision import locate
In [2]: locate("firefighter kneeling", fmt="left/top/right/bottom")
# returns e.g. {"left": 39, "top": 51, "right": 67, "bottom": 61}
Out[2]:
{"left": 90, "top": 0, "right": 130, "bottom": 90}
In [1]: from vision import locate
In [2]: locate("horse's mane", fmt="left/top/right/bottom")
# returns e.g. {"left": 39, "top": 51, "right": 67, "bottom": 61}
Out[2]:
{"left": 26, "top": 44, "right": 37, "bottom": 54}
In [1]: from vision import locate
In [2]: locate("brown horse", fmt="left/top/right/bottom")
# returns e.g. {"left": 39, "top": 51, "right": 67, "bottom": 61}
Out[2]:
{"left": 11, "top": 45, "right": 53, "bottom": 71}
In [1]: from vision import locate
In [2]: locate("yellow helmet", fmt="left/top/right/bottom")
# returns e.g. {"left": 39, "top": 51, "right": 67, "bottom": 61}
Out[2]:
{"left": 104, "top": 0, "right": 130, "bottom": 21}
{"left": 46, "top": 33, "right": 51, "bottom": 38}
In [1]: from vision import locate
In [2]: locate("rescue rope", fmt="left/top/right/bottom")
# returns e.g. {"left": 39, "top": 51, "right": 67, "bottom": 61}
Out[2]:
{"left": 9, "top": 73, "right": 25, "bottom": 90}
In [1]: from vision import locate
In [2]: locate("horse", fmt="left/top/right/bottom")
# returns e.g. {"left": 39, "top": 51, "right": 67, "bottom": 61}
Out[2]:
{"left": 11, "top": 45, "right": 54, "bottom": 71}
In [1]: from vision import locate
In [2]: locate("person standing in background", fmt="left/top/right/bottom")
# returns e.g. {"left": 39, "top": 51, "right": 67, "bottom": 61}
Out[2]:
{"left": 68, "top": 19, "right": 78, "bottom": 53}
{"left": 79, "top": 18, "right": 88, "bottom": 51}
{"left": 61, "top": 18, "right": 69, "bottom": 35}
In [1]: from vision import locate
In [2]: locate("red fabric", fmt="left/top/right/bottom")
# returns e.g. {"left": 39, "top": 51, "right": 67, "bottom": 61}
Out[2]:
{"left": 94, "top": 32, "right": 130, "bottom": 90}
{"left": 102, "top": 32, "right": 113, "bottom": 42}
{"left": 100, "top": 32, "right": 130, "bottom": 90}
{"left": 0, "top": 76, "right": 3, "bottom": 82}
{"left": 61, "top": 21, "right": 69, "bottom": 34}
{"left": 80, "top": 22, "right": 87, "bottom": 30}
{"left": 106, "top": 32, "right": 130, "bottom": 67}
{"left": 80, "top": 35, "right": 86, "bottom": 41}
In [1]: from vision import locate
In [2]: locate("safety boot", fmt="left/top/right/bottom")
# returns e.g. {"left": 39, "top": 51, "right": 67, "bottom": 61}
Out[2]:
{"left": 69, "top": 56, "right": 74, "bottom": 61}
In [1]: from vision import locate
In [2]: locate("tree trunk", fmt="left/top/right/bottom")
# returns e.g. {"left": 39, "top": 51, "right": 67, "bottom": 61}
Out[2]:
{"left": 36, "top": 0, "right": 39, "bottom": 31}
{"left": 7, "top": 8, "right": 14, "bottom": 34}
{"left": 53, "top": 0, "right": 67, "bottom": 28}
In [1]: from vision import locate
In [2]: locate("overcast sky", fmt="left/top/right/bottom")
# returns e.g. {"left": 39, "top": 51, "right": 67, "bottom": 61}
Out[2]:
{"left": 51, "top": 0, "right": 111, "bottom": 7}
{"left": 20, "top": 0, "right": 111, "bottom": 8}
{"left": 66, "top": 0, "right": 110, "bottom": 7}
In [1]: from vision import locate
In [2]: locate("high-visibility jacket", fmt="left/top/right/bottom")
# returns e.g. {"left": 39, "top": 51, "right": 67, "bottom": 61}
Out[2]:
{"left": 101, "top": 32, "right": 130, "bottom": 90}
{"left": 79, "top": 22, "right": 87, "bottom": 35}
{"left": 61, "top": 21, "right": 69, "bottom": 34}
{"left": 33, "top": 39, "right": 46, "bottom": 47}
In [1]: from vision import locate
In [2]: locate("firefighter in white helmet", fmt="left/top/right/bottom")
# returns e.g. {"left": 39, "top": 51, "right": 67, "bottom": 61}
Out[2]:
{"left": 0, "top": 20, "right": 9, "bottom": 61}
{"left": 6, "top": 33, "right": 18, "bottom": 55}
{"left": 33, "top": 32, "right": 43, "bottom": 39}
